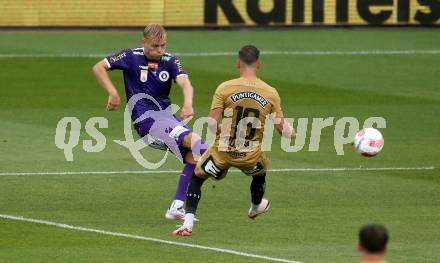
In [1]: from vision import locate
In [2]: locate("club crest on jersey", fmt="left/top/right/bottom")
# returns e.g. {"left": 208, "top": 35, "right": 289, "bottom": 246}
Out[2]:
{"left": 140, "top": 69, "right": 148, "bottom": 82}
{"left": 159, "top": 71, "right": 170, "bottom": 82}
{"left": 231, "top": 92, "right": 268, "bottom": 107}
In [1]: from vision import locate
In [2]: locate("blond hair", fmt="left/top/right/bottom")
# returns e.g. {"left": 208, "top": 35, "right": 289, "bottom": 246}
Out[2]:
{"left": 143, "top": 24, "right": 167, "bottom": 42}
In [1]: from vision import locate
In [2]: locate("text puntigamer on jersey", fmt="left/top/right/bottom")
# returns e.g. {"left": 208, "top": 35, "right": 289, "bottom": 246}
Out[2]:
{"left": 230, "top": 92, "right": 268, "bottom": 107}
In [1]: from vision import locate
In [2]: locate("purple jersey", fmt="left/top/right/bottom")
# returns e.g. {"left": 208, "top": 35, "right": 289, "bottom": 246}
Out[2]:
{"left": 105, "top": 48, "right": 187, "bottom": 120}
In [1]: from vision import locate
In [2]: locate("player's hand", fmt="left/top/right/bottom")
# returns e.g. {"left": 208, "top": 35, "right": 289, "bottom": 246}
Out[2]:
{"left": 107, "top": 93, "right": 121, "bottom": 111}
{"left": 291, "top": 127, "right": 297, "bottom": 139}
{"left": 181, "top": 104, "right": 194, "bottom": 123}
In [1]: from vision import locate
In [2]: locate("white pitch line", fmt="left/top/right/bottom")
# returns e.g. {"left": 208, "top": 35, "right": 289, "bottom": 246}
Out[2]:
{"left": 268, "top": 166, "right": 436, "bottom": 172}
{"left": 0, "top": 50, "right": 439, "bottom": 58}
{"left": 0, "top": 166, "right": 435, "bottom": 176}
{"left": 0, "top": 214, "right": 302, "bottom": 263}
{"left": 0, "top": 53, "right": 106, "bottom": 58}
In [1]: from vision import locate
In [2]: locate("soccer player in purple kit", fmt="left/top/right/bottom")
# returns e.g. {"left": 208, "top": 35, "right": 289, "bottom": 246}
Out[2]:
{"left": 92, "top": 24, "right": 209, "bottom": 220}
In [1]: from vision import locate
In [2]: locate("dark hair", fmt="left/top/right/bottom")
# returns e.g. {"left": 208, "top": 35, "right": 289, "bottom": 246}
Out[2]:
{"left": 238, "top": 45, "right": 260, "bottom": 65}
{"left": 359, "top": 224, "right": 389, "bottom": 253}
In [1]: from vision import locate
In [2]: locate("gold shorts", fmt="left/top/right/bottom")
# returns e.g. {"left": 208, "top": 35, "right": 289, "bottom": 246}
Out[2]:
{"left": 195, "top": 146, "right": 269, "bottom": 180}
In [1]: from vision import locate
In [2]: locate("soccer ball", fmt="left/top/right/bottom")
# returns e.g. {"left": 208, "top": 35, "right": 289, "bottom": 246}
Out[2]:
{"left": 354, "top": 128, "right": 384, "bottom": 157}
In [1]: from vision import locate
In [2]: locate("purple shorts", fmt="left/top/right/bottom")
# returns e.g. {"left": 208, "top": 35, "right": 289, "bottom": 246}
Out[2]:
{"left": 134, "top": 111, "right": 191, "bottom": 162}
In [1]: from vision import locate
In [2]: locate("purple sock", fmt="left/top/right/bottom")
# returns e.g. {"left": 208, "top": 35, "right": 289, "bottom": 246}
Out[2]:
{"left": 174, "top": 163, "right": 196, "bottom": 201}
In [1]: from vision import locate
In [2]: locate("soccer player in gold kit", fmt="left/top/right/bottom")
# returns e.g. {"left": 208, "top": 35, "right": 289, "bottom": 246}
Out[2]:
{"left": 173, "top": 45, "right": 296, "bottom": 236}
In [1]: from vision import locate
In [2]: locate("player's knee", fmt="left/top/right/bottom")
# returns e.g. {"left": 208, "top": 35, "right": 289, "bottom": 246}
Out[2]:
{"left": 183, "top": 132, "right": 202, "bottom": 146}
{"left": 182, "top": 133, "right": 193, "bottom": 149}
{"left": 183, "top": 133, "right": 209, "bottom": 158}
{"left": 184, "top": 152, "right": 196, "bottom": 164}
{"left": 194, "top": 166, "right": 208, "bottom": 179}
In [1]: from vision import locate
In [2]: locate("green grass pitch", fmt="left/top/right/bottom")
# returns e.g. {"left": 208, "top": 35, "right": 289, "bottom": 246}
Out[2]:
{"left": 0, "top": 29, "right": 439, "bottom": 262}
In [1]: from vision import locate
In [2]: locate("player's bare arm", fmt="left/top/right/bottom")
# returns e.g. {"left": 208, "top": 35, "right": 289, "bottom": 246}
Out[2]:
{"left": 176, "top": 75, "right": 194, "bottom": 121}
{"left": 207, "top": 107, "right": 223, "bottom": 135}
{"left": 92, "top": 59, "right": 121, "bottom": 111}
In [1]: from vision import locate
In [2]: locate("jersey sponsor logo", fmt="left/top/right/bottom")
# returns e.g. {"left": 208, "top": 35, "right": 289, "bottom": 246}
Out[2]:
{"left": 109, "top": 52, "right": 126, "bottom": 63}
{"left": 174, "top": 59, "right": 184, "bottom": 73}
{"left": 231, "top": 92, "right": 268, "bottom": 107}
{"left": 226, "top": 151, "right": 247, "bottom": 159}
{"left": 159, "top": 71, "right": 170, "bottom": 82}
{"left": 140, "top": 69, "right": 148, "bottom": 82}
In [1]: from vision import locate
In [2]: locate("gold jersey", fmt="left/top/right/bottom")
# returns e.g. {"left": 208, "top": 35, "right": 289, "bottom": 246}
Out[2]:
{"left": 211, "top": 77, "right": 283, "bottom": 153}
{"left": 195, "top": 77, "right": 283, "bottom": 179}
